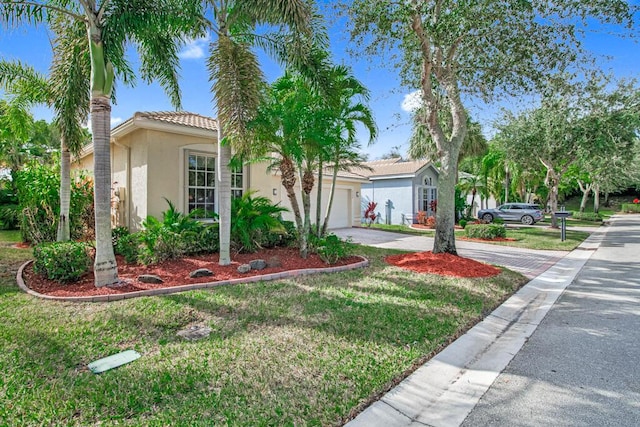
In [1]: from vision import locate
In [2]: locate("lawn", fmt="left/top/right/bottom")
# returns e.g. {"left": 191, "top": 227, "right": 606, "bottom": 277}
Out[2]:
{"left": 368, "top": 223, "right": 589, "bottom": 250}
{"left": 0, "top": 230, "right": 527, "bottom": 426}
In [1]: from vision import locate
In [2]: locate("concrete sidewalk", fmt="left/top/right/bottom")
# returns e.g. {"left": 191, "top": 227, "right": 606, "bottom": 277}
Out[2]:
{"left": 342, "top": 221, "right": 611, "bottom": 427}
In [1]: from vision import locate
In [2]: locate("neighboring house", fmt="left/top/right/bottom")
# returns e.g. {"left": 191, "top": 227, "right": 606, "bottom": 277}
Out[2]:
{"left": 359, "top": 158, "right": 497, "bottom": 225}
{"left": 74, "top": 111, "right": 366, "bottom": 231}
{"left": 359, "top": 158, "right": 439, "bottom": 225}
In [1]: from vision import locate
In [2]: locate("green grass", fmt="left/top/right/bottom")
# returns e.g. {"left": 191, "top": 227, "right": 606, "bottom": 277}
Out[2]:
{"left": 0, "top": 229, "right": 21, "bottom": 245}
{"left": 0, "top": 231, "right": 527, "bottom": 426}
{"left": 486, "top": 227, "right": 590, "bottom": 250}
{"left": 367, "top": 223, "right": 589, "bottom": 250}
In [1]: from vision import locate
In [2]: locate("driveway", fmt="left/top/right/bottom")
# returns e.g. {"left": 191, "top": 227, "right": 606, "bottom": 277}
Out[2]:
{"left": 332, "top": 227, "right": 567, "bottom": 279}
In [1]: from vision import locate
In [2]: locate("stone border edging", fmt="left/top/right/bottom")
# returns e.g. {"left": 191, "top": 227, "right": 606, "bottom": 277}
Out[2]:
{"left": 16, "top": 256, "right": 370, "bottom": 303}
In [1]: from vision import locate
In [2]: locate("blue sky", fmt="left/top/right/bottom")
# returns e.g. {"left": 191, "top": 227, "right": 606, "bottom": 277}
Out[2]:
{"left": 0, "top": 6, "right": 638, "bottom": 160}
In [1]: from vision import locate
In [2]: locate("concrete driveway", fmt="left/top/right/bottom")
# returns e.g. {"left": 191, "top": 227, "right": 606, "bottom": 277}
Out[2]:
{"left": 332, "top": 227, "right": 568, "bottom": 279}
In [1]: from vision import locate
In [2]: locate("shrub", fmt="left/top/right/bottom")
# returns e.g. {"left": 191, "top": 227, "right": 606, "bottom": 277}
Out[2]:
{"left": 425, "top": 216, "right": 436, "bottom": 228}
{"left": 416, "top": 211, "right": 427, "bottom": 225}
{"left": 111, "top": 227, "right": 141, "bottom": 263}
{"left": 459, "top": 219, "right": 468, "bottom": 229}
{"left": 311, "top": 233, "right": 353, "bottom": 264}
{"left": 363, "top": 201, "right": 377, "bottom": 226}
{"left": 15, "top": 163, "right": 94, "bottom": 244}
{"left": 195, "top": 223, "right": 220, "bottom": 254}
{"left": 0, "top": 204, "right": 20, "bottom": 230}
{"left": 33, "top": 241, "right": 91, "bottom": 282}
{"left": 621, "top": 203, "right": 640, "bottom": 213}
{"left": 570, "top": 211, "right": 602, "bottom": 222}
{"left": 465, "top": 224, "right": 506, "bottom": 240}
{"left": 230, "top": 191, "right": 288, "bottom": 252}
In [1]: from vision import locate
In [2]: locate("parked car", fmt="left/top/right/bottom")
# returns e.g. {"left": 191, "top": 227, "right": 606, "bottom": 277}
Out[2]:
{"left": 477, "top": 203, "right": 544, "bottom": 225}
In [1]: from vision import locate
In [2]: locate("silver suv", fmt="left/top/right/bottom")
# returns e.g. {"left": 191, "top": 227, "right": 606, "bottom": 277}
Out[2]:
{"left": 477, "top": 203, "right": 544, "bottom": 225}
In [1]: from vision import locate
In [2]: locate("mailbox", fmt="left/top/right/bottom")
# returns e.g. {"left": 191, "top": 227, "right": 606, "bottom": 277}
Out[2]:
{"left": 554, "top": 211, "right": 572, "bottom": 218}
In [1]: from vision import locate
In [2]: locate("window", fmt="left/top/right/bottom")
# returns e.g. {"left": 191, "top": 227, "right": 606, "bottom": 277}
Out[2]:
{"left": 186, "top": 152, "right": 244, "bottom": 219}
{"left": 231, "top": 165, "right": 243, "bottom": 199}
{"left": 188, "top": 153, "right": 216, "bottom": 218}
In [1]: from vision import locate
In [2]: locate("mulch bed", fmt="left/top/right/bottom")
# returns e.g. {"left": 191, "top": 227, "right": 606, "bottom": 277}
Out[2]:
{"left": 22, "top": 247, "right": 361, "bottom": 298}
{"left": 385, "top": 251, "right": 501, "bottom": 278}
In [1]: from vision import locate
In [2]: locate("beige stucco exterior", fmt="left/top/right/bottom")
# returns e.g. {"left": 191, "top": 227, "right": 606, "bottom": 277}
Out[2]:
{"left": 73, "top": 112, "right": 365, "bottom": 231}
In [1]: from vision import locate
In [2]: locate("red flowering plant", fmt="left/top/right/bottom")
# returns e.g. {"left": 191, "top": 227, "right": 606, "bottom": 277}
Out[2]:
{"left": 633, "top": 198, "right": 639, "bottom": 204}
{"left": 363, "top": 201, "right": 378, "bottom": 227}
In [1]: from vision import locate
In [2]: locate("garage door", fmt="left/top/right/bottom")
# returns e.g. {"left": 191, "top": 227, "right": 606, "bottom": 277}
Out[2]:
{"left": 327, "top": 189, "right": 350, "bottom": 229}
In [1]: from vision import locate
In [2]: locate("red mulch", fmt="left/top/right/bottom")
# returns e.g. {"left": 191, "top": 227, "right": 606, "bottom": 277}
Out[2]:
{"left": 23, "top": 247, "right": 361, "bottom": 298}
{"left": 385, "top": 251, "right": 501, "bottom": 278}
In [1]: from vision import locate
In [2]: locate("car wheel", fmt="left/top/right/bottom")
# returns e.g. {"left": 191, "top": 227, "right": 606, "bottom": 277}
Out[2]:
{"left": 521, "top": 215, "right": 534, "bottom": 225}
{"left": 482, "top": 213, "right": 493, "bottom": 223}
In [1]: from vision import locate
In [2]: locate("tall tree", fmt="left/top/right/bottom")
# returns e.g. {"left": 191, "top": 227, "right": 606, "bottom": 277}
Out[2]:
{"left": 344, "top": 0, "right": 636, "bottom": 254}
{"left": 206, "top": 0, "right": 324, "bottom": 265}
{"left": 319, "top": 65, "right": 376, "bottom": 236}
{"left": 0, "top": 19, "right": 90, "bottom": 242}
{"left": 1, "top": 0, "right": 205, "bottom": 286}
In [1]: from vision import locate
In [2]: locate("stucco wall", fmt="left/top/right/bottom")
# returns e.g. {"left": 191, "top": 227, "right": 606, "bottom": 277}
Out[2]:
{"left": 361, "top": 178, "right": 414, "bottom": 225}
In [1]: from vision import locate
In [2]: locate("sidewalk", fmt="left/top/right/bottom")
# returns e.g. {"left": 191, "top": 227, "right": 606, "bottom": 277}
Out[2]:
{"left": 342, "top": 220, "right": 612, "bottom": 427}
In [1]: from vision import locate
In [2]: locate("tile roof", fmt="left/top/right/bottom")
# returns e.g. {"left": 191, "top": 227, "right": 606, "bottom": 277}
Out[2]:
{"left": 357, "top": 157, "right": 434, "bottom": 178}
{"left": 113, "top": 111, "right": 218, "bottom": 132}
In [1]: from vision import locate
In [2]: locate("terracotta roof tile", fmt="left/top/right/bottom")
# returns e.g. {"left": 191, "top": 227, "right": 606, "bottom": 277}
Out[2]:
{"left": 113, "top": 111, "right": 218, "bottom": 132}
{"left": 357, "top": 158, "right": 433, "bottom": 178}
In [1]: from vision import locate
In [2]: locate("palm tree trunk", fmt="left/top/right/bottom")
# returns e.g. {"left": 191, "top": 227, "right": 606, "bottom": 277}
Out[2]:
{"left": 321, "top": 159, "right": 340, "bottom": 236}
{"left": 57, "top": 137, "right": 71, "bottom": 241}
{"left": 315, "top": 158, "right": 323, "bottom": 236}
{"left": 91, "top": 95, "right": 118, "bottom": 287}
{"left": 217, "top": 127, "right": 231, "bottom": 265}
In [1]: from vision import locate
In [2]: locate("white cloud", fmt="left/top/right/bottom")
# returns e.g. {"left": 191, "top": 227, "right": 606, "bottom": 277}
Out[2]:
{"left": 401, "top": 90, "right": 423, "bottom": 113}
{"left": 178, "top": 35, "right": 210, "bottom": 60}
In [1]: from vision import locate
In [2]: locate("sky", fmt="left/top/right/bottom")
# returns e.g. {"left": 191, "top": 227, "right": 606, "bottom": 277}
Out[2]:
{"left": 0, "top": 4, "right": 639, "bottom": 160}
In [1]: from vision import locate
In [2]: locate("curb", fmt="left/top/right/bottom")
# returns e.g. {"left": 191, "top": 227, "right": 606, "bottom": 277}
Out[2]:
{"left": 347, "top": 221, "right": 608, "bottom": 427}
{"left": 16, "top": 256, "right": 369, "bottom": 303}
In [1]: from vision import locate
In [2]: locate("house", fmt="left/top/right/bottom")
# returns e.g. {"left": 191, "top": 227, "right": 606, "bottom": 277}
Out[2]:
{"left": 74, "top": 111, "right": 366, "bottom": 231}
{"left": 359, "top": 158, "right": 497, "bottom": 225}
{"left": 359, "top": 158, "right": 439, "bottom": 225}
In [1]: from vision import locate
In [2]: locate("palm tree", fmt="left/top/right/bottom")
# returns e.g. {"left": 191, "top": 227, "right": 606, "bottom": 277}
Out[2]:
{"left": 319, "top": 66, "right": 376, "bottom": 236}
{"left": 1, "top": 0, "right": 205, "bottom": 286}
{"left": 0, "top": 20, "right": 90, "bottom": 242}
{"left": 205, "top": 0, "right": 324, "bottom": 265}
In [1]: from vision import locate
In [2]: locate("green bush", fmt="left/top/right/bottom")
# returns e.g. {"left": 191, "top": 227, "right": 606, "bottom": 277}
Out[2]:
{"left": 621, "top": 203, "right": 640, "bottom": 213}
{"left": 138, "top": 199, "right": 214, "bottom": 264}
{"left": 311, "top": 234, "right": 354, "bottom": 265}
{"left": 570, "top": 211, "right": 603, "bottom": 222}
{"left": 465, "top": 224, "right": 506, "bottom": 240}
{"left": 0, "top": 204, "right": 20, "bottom": 230}
{"left": 15, "top": 163, "right": 94, "bottom": 244}
{"left": 231, "top": 191, "right": 288, "bottom": 252}
{"left": 33, "top": 241, "right": 91, "bottom": 283}
{"left": 458, "top": 219, "right": 468, "bottom": 229}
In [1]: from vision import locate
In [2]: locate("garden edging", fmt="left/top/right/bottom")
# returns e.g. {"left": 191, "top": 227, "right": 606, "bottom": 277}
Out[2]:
{"left": 16, "top": 257, "right": 370, "bottom": 303}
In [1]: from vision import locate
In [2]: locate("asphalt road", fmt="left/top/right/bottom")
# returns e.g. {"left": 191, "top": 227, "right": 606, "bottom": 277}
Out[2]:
{"left": 461, "top": 215, "right": 640, "bottom": 427}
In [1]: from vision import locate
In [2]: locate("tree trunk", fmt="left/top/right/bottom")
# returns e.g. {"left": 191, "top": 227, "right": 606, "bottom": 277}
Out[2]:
{"left": 603, "top": 191, "right": 610, "bottom": 207}
{"left": 577, "top": 180, "right": 591, "bottom": 213}
{"left": 315, "top": 158, "right": 323, "bottom": 236}
{"left": 593, "top": 184, "right": 600, "bottom": 213}
{"left": 217, "top": 127, "right": 231, "bottom": 265}
{"left": 280, "top": 157, "right": 306, "bottom": 257}
{"left": 466, "top": 188, "right": 476, "bottom": 218}
{"left": 57, "top": 137, "right": 71, "bottom": 242}
{"left": 548, "top": 174, "right": 559, "bottom": 228}
{"left": 321, "top": 159, "right": 340, "bottom": 237}
{"left": 433, "top": 147, "right": 460, "bottom": 254}
{"left": 300, "top": 169, "right": 315, "bottom": 258}
{"left": 91, "top": 95, "right": 118, "bottom": 287}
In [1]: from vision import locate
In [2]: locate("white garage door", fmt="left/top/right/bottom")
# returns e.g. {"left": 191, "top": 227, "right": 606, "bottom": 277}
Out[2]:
{"left": 327, "top": 189, "right": 350, "bottom": 229}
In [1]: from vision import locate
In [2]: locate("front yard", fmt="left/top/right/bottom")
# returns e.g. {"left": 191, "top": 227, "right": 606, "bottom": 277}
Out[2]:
{"left": 0, "top": 231, "right": 527, "bottom": 426}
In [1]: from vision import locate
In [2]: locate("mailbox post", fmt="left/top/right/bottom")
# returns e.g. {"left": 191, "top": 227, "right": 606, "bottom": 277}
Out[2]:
{"left": 554, "top": 209, "right": 572, "bottom": 241}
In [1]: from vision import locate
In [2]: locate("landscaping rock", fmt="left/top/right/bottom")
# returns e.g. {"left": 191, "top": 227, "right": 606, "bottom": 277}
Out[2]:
{"left": 176, "top": 325, "right": 212, "bottom": 341}
{"left": 237, "top": 264, "right": 251, "bottom": 274}
{"left": 249, "top": 259, "right": 267, "bottom": 270}
{"left": 138, "top": 274, "right": 164, "bottom": 284}
{"left": 189, "top": 268, "right": 214, "bottom": 278}
{"left": 267, "top": 256, "right": 282, "bottom": 268}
